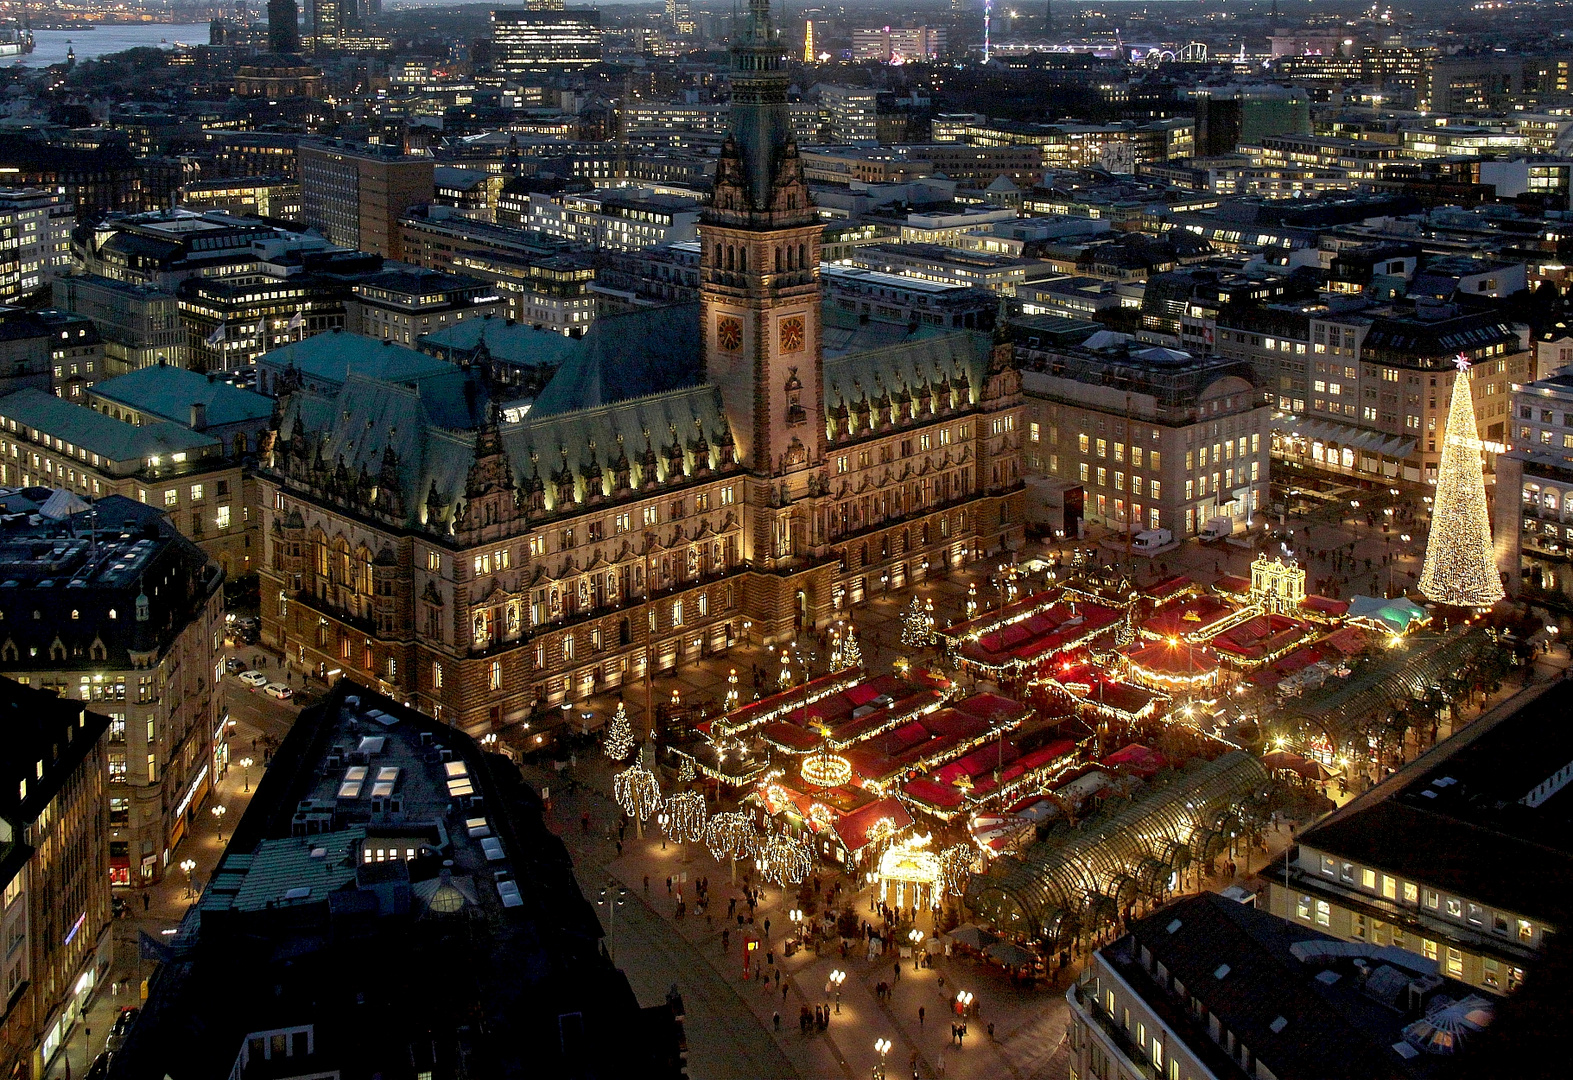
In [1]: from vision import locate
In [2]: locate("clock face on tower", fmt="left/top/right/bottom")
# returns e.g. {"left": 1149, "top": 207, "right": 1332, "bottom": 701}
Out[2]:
{"left": 779, "top": 315, "right": 805, "bottom": 353}
{"left": 717, "top": 316, "right": 742, "bottom": 352}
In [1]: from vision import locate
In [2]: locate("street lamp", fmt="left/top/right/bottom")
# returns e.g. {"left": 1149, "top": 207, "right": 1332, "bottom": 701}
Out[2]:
{"left": 211, "top": 804, "right": 226, "bottom": 844}
{"left": 956, "top": 989, "right": 974, "bottom": 1016}
{"left": 829, "top": 968, "right": 846, "bottom": 1012}
{"left": 238, "top": 756, "right": 254, "bottom": 792}
{"left": 789, "top": 907, "right": 803, "bottom": 944}
{"left": 597, "top": 882, "right": 628, "bottom": 965}
{"left": 874, "top": 1037, "right": 892, "bottom": 1079}
{"left": 180, "top": 858, "right": 197, "bottom": 898}
{"left": 909, "top": 927, "right": 925, "bottom": 970}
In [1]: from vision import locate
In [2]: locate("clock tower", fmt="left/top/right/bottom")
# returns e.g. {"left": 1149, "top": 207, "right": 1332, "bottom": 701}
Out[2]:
{"left": 701, "top": 0, "right": 824, "bottom": 481}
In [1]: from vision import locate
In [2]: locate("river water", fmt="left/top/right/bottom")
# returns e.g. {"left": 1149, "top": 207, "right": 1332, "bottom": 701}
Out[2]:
{"left": 12, "top": 23, "right": 212, "bottom": 68}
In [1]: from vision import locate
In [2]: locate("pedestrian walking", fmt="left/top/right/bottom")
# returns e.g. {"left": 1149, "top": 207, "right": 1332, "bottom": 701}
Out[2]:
{"left": 919, "top": 1005, "right": 925, "bottom": 1027}
{"left": 773, "top": 1011, "right": 780, "bottom": 1032}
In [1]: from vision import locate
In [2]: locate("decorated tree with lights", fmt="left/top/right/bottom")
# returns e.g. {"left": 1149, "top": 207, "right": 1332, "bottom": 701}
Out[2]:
{"left": 901, "top": 595, "right": 935, "bottom": 650}
{"left": 841, "top": 626, "right": 863, "bottom": 670}
{"left": 612, "top": 754, "right": 661, "bottom": 839}
{"left": 677, "top": 755, "right": 696, "bottom": 784}
{"left": 1418, "top": 356, "right": 1506, "bottom": 608}
{"left": 756, "top": 833, "right": 814, "bottom": 887}
{"left": 662, "top": 789, "right": 707, "bottom": 846}
{"left": 603, "top": 701, "right": 634, "bottom": 761}
{"left": 938, "top": 843, "right": 979, "bottom": 901}
{"left": 705, "top": 810, "right": 760, "bottom": 883}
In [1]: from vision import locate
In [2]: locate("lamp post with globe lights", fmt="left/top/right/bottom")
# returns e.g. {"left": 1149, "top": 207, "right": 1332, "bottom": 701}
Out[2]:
{"left": 874, "top": 1038, "right": 892, "bottom": 1080}
{"left": 239, "top": 756, "right": 254, "bottom": 792}
{"left": 829, "top": 968, "right": 846, "bottom": 1012}
{"left": 180, "top": 858, "right": 197, "bottom": 898}
{"left": 211, "top": 804, "right": 226, "bottom": 844}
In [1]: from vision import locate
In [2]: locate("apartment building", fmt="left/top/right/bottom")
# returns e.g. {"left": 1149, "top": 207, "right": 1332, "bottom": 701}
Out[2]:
{"left": 1267, "top": 680, "right": 1573, "bottom": 998}
{"left": 1020, "top": 334, "right": 1271, "bottom": 537}
{"left": 0, "top": 189, "right": 73, "bottom": 304}
{"left": 0, "top": 494, "right": 225, "bottom": 887}
{"left": 0, "top": 679, "right": 112, "bottom": 1078}
{"left": 1070, "top": 891, "right": 1480, "bottom": 1080}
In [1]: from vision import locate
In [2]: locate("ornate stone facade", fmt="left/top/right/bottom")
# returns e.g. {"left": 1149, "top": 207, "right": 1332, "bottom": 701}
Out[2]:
{"left": 254, "top": 0, "right": 1024, "bottom": 735}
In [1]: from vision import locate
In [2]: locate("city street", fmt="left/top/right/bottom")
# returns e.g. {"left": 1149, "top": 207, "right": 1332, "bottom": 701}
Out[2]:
{"left": 41, "top": 656, "right": 302, "bottom": 1080}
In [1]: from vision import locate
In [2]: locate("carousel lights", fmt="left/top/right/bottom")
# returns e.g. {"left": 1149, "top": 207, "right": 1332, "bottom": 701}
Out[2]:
{"left": 801, "top": 742, "right": 854, "bottom": 789}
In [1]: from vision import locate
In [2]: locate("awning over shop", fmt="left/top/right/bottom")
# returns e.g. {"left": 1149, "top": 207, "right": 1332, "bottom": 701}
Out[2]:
{"left": 1275, "top": 415, "right": 1417, "bottom": 460}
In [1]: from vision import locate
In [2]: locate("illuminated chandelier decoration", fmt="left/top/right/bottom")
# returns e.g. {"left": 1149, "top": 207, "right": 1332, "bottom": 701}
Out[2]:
{"left": 1417, "top": 354, "right": 1505, "bottom": 608}
{"left": 612, "top": 753, "right": 661, "bottom": 838}
{"left": 938, "top": 842, "right": 979, "bottom": 899}
{"left": 756, "top": 833, "right": 814, "bottom": 886}
{"left": 801, "top": 733, "right": 853, "bottom": 789}
{"left": 603, "top": 701, "right": 634, "bottom": 761}
{"left": 662, "top": 790, "right": 707, "bottom": 844}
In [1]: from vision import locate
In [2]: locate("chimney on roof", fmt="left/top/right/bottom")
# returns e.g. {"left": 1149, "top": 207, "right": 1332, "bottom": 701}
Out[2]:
{"left": 190, "top": 403, "right": 207, "bottom": 431}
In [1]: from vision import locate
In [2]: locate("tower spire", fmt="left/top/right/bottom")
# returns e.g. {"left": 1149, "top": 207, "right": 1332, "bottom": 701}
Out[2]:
{"left": 726, "top": 0, "right": 792, "bottom": 211}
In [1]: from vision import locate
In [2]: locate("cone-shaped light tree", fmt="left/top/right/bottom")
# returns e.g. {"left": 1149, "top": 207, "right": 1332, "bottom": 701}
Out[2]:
{"left": 1418, "top": 356, "right": 1505, "bottom": 608}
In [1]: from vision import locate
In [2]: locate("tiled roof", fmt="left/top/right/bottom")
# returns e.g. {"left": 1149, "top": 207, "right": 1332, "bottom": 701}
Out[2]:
{"left": 93, "top": 364, "right": 274, "bottom": 428}
{"left": 0, "top": 388, "right": 219, "bottom": 464}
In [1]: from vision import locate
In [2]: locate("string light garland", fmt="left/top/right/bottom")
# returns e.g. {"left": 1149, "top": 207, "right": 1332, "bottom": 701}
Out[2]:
{"left": 756, "top": 833, "right": 814, "bottom": 886}
{"left": 613, "top": 756, "right": 661, "bottom": 838}
{"left": 662, "top": 790, "right": 707, "bottom": 844}
{"left": 603, "top": 701, "right": 634, "bottom": 761}
{"left": 1418, "top": 355, "right": 1505, "bottom": 608}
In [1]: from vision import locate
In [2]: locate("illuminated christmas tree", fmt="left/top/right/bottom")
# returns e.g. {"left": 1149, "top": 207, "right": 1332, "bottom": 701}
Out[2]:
{"left": 1418, "top": 356, "right": 1505, "bottom": 608}
{"left": 841, "top": 626, "right": 863, "bottom": 669}
{"left": 901, "top": 595, "right": 935, "bottom": 649}
{"left": 603, "top": 701, "right": 634, "bottom": 761}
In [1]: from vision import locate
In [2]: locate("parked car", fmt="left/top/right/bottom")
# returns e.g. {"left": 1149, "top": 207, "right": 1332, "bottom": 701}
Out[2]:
{"left": 264, "top": 682, "right": 293, "bottom": 700}
{"left": 225, "top": 657, "right": 247, "bottom": 674}
{"left": 105, "top": 1007, "right": 139, "bottom": 1052}
{"left": 86, "top": 1052, "right": 113, "bottom": 1080}
{"left": 238, "top": 671, "right": 268, "bottom": 688}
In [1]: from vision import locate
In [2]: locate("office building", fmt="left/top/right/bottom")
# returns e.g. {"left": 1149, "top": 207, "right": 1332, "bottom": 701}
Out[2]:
{"left": 819, "top": 85, "right": 880, "bottom": 144}
{"left": 344, "top": 267, "right": 508, "bottom": 344}
{"left": 851, "top": 26, "right": 946, "bottom": 63}
{"left": 111, "top": 679, "right": 686, "bottom": 1076}
{"left": 0, "top": 677, "right": 112, "bottom": 1079}
{"left": 524, "top": 187, "right": 701, "bottom": 252}
{"left": 0, "top": 308, "right": 102, "bottom": 400}
{"left": 299, "top": 140, "right": 435, "bottom": 261}
{"left": 1070, "top": 891, "right": 1495, "bottom": 1080}
{"left": 0, "top": 190, "right": 73, "bottom": 304}
{"left": 1267, "top": 679, "right": 1573, "bottom": 998}
{"left": 1494, "top": 371, "right": 1573, "bottom": 584}
{"left": 268, "top": 0, "right": 301, "bottom": 52}
{"left": 1193, "top": 85, "right": 1312, "bottom": 156}
{"left": 0, "top": 134, "right": 144, "bottom": 222}
{"left": 490, "top": 7, "right": 602, "bottom": 73}
{"left": 0, "top": 493, "right": 225, "bottom": 887}
{"left": 53, "top": 275, "right": 187, "bottom": 374}
{"left": 1020, "top": 332, "right": 1271, "bottom": 536}
{"left": 0, "top": 382, "right": 260, "bottom": 575}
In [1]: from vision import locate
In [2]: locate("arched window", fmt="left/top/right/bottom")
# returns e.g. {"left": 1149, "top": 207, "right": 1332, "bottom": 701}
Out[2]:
{"left": 775, "top": 247, "right": 782, "bottom": 272}
{"left": 798, "top": 244, "right": 806, "bottom": 269}
{"left": 726, "top": 246, "right": 734, "bottom": 271}
{"left": 714, "top": 242, "right": 722, "bottom": 266}
{"left": 739, "top": 248, "right": 747, "bottom": 272}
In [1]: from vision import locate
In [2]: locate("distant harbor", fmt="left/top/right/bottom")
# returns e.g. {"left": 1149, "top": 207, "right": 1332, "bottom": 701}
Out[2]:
{"left": 12, "top": 22, "right": 209, "bottom": 67}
